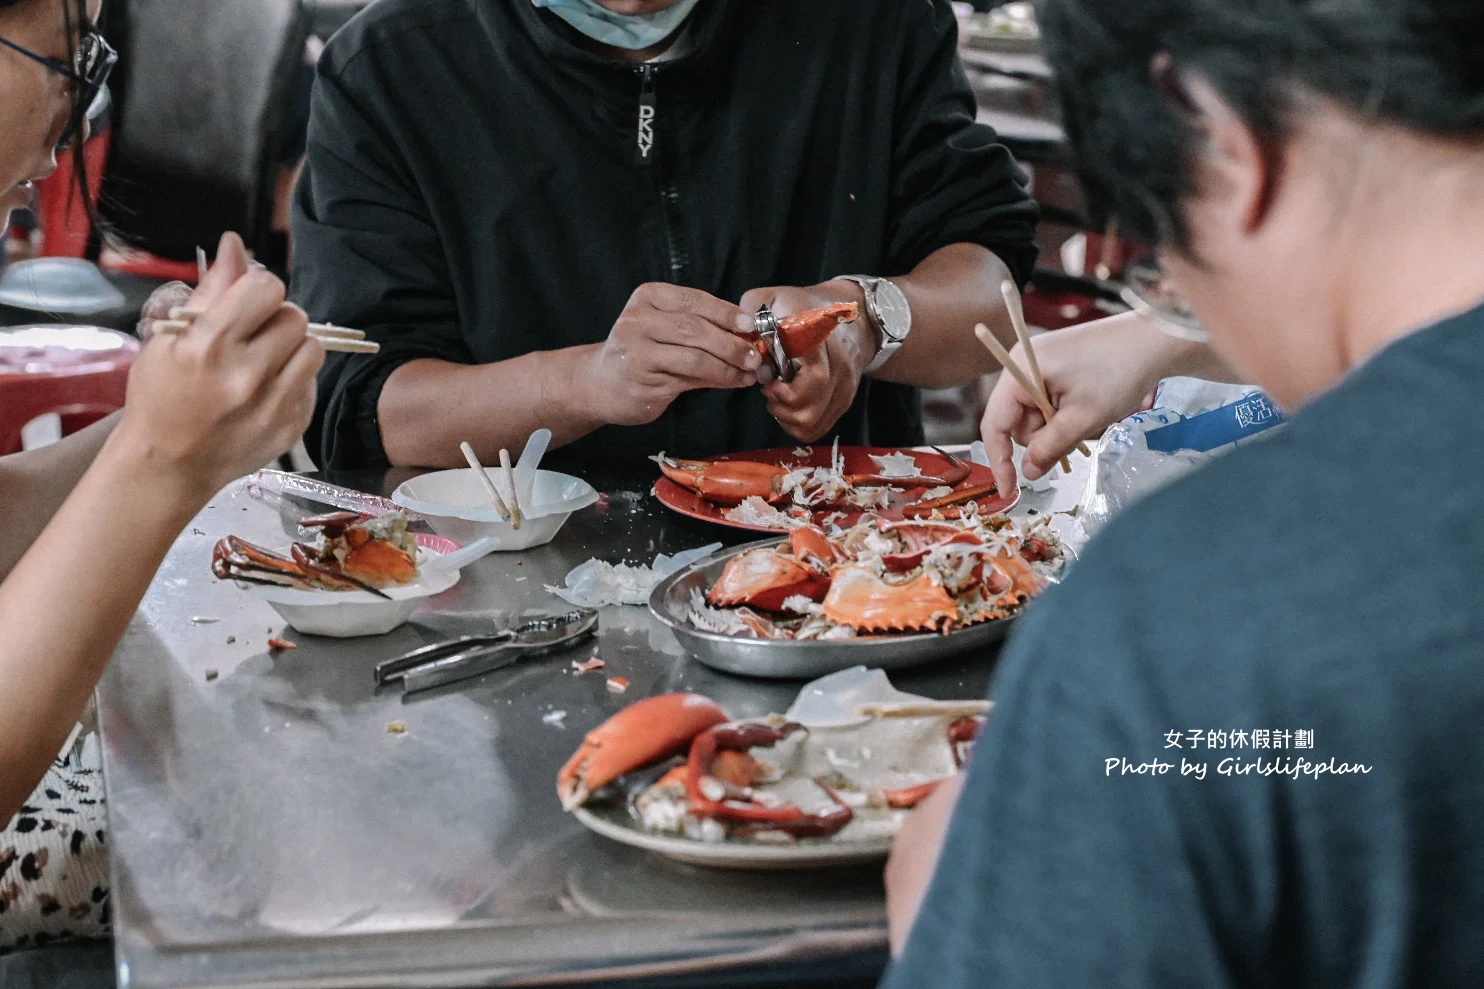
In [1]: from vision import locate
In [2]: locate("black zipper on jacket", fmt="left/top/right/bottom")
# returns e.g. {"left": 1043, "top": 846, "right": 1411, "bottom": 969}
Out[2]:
{"left": 635, "top": 64, "right": 688, "bottom": 286}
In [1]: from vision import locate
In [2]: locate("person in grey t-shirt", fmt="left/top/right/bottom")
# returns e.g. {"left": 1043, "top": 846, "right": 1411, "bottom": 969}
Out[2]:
{"left": 881, "top": 2, "right": 1484, "bottom": 987}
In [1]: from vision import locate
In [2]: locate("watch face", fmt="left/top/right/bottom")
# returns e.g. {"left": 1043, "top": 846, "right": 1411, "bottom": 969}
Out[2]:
{"left": 874, "top": 279, "right": 911, "bottom": 342}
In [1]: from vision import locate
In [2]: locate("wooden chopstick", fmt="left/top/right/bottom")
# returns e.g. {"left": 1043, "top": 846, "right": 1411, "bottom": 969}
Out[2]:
{"left": 858, "top": 700, "right": 993, "bottom": 719}
{"left": 153, "top": 309, "right": 379, "bottom": 354}
{"left": 460, "top": 442, "right": 516, "bottom": 527}
{"left": 999, "top": 281, "right": 1093, "bottom": 464}
{"left": 498, "top": 447, "right": 523, "bottom": 529}
{"left": 974, "top": 323, "right": 1073, "bottom": 475}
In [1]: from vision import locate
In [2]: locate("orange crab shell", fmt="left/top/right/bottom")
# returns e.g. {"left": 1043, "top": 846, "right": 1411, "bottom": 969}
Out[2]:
{"left": 819, "top": 565, "right": 958, "bottom": 633}
{"left": 988, "top": 551, "right": 1047, "bottom": 602}
{"left": 773, "top": 301, "right": 860, "bottom": 359}
{"left": 657, "top": 458, "right": 790, "bottom": 507}
{"left": 337, "top": 532, "right": 419, "bottom": 587}
{"left": 557, "top": 693, "right": 728, "bottom": 810}
{"left": 788, "top": 525, "right": 842, "bottom": 571}
{"left": 707, "top": 547, "right": 830, "bottom": 612}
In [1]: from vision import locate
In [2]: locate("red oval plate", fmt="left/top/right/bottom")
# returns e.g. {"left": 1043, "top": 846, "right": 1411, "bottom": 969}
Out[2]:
{"left": 653, "top": 446, "right": 1018, "bottom": 534}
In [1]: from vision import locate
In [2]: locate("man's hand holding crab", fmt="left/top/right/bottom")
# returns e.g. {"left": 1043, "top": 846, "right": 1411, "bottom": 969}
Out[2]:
{"left": 737, "top": 281, "right": 877, "bottom": 444}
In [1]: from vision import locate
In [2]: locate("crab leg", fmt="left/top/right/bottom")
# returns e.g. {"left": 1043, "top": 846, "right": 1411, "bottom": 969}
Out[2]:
{"left": 686, "top": 722, "right": 853, "bottom": 838}
{"left": 287, "top": 542, "right": 391, "bottom": 595}
{"left": 901, "top": 483, "right": 999, "bottom": 519}
{"left": 210, "top": 535, "right": 368, "bottom": 592}
{"left": 845, "top": 450, "right": 973, "bottom": 489}
{"left": 879, "top": 779, "right": 947, "bottom": 810}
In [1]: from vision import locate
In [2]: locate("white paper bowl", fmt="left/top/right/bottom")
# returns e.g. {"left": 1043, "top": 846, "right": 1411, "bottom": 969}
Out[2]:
{"left": 250, "top": 535, "right": 462, "bottom": 638}
{"left": 390, "top": 468, "right": 598, "bottom": 551}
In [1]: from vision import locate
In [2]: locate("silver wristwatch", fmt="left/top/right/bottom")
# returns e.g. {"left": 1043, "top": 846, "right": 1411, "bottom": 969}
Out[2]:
{"left": 835, "top": 275, "right": 911, "bottom": 375}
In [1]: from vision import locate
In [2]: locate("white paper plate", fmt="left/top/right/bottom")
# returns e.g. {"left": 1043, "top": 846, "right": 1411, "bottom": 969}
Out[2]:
{"left": 391, "top": 468, "right": 598, "bottom": 551}
{"left": 248, "top": 535, "right": 462, "bottom": 638}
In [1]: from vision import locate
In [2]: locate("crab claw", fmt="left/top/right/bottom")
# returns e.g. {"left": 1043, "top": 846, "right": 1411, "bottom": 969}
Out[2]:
{"left": 707, "top": 547, "right": 830, "bottom": 611}
{"left": 557, "top": 693, "right": 729, "bottom": 811}
{"left": 297, "top": 511, "right": 365, "bottom": 535}
{"left": 774, "top": 302, "right": 859, "bottom": 359}
{"left": 820, "top": 565, "right": 958, "bottom": 633}
{"left": 788, "top": 525, "right": 842, "bottom": 572}
{"left": 654, "top": 455, "right": 789, "bottom": 506}
{"left": 901, "top": 483, "right": 999, "bottom": 519}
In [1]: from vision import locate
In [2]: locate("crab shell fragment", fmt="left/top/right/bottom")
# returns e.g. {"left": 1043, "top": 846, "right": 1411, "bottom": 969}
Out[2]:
{"left": 557, "top": 693, "right": 728, "bottom": 811}
{"left": 656, "top": 457, "right": 790, "bottom": 507}
{"left": 557, "top": 693, "right": 855, "bottom": 839}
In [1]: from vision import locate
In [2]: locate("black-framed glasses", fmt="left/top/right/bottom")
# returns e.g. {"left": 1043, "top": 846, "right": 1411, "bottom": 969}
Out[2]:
{"left": 0, "top": 28, "right": 118, "bottom": 147}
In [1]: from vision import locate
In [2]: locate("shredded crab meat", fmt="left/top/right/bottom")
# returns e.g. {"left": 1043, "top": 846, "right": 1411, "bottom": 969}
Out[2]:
{"left": 846, "top": 486, "right": 891, "bottom": 510}
{"left": 922, "top": 542, "right": 993, "bottom": 594}
{"left": 780, "top": 594, "right": 821, "bottom": 615}
{"left": 724, "top": 496, "right": 810, "bottom": 530}
{"left": 688, "top": 588, "right": 762, "bottom": 636}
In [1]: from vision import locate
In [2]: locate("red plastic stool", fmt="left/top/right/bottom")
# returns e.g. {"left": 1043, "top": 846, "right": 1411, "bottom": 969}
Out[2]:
{"left": 0, "top": 325, "right": 139, "bottom": 456}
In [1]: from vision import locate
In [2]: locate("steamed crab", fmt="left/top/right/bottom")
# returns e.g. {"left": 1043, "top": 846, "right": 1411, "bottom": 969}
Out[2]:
{"left": 688, "top": 515, "right": 1057, "bottom": 640}
{"left": 211, "top": 511, "right": 420, "bottom": 594}
{"left": 557, "top": 692, "right": 986, "bottom": 843}
{"left": 654, "top": 441, "right": 984, "bottom": 521}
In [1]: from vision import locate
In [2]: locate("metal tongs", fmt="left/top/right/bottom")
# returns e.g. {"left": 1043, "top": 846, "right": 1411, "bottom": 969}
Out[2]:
{"left": 374, "top": 608, "right": 599, "bottom": 694}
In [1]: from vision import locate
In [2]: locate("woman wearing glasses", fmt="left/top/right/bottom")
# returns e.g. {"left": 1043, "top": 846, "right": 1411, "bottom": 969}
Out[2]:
{"left": 0, "top": 0, "right": 324, "bottom": 957}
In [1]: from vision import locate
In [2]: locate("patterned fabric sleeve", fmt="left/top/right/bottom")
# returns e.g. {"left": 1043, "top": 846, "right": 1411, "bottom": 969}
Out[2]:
{"left": 0, "top": 760, "right": 110, "bottom": 954}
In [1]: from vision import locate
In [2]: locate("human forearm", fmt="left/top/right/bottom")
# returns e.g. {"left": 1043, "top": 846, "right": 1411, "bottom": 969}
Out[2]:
{"left": 0, "top": 436, "right": 206, "bottom": 819}
{"left": 378, "top": 348, "right": 606, "bottom": 468}
{"left": 831, "top": 243, "right": 1017, "bottom": 389}
{"left": 0, "top": 411, "right": 121, "bottom": 579}
{"left": 884, "top": 772, "right": 965, "bottom": 956}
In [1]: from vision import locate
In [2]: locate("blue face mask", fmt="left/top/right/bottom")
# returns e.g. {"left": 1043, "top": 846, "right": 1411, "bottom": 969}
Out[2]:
{"left": 531, "top": 0, "right": 701, "bottom": 51}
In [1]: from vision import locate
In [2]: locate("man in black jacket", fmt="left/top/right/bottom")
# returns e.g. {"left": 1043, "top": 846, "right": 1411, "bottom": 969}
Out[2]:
{"left": 292, "top": 0, "right": 1038, "bottom": 469}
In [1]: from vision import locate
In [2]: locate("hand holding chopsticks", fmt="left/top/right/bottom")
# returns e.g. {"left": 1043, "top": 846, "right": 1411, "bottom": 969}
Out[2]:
{"left": 152, "top": 308, "right": 380, "bottom": 354}
{"left": 974, "top": 280, "right": 1094, "bottom": 475}
{"left": 460, "top": 442, "right": 523, "bottom": 529}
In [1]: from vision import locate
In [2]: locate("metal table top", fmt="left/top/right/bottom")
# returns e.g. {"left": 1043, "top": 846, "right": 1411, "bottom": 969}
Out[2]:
{"left": 97, "top": 461, "right": 1034, "bottom": 989}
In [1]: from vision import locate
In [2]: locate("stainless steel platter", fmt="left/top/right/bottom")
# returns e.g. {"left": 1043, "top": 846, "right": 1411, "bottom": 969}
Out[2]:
{"left": 649, "top": 539, "right": 1016, "bottom": 679}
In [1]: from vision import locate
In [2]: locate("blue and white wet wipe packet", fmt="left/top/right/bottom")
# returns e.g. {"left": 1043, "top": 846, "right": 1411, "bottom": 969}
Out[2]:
{"left": 1076, "top": 378, "right": 1286, "bottom": 543}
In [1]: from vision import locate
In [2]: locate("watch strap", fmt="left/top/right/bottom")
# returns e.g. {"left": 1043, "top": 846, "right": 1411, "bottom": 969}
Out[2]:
{"left": 835, "top": 275, "right": 891, "bottom": 374}
{"left": 836, "top": 274, "right": 909, "bottom": 375}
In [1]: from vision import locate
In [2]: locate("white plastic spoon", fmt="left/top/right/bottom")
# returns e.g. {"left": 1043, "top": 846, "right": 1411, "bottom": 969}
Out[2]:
{"left": 514, "top": 428, "right": 551, "bottom": 508}
{"left": 416, "top": 536, "right": 499, "bottom": 581}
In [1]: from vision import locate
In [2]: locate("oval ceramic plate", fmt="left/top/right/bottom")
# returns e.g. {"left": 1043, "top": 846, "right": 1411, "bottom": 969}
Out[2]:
{"left": 649, "top": 539, "right": 1018, "bottom": 679}
{"left": 572, "top": 804, "right": 891, "bottom": 870}
{"left": 652, "top": 446, "right": 1016, "bottom": 534}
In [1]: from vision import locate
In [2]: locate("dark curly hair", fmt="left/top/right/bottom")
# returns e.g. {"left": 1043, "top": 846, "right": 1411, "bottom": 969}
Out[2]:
{"left": 1036, "top": 0, "right": 1484, "bottom": 251}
